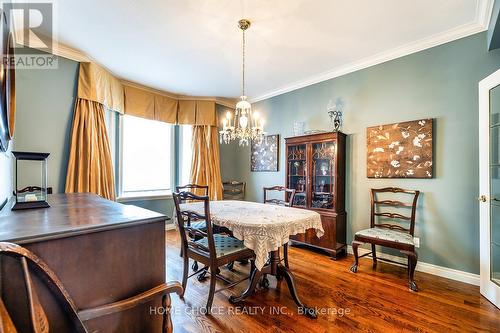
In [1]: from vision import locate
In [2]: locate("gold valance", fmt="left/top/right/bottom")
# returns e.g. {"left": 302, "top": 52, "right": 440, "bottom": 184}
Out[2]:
{"left": 177, "top": 100, "right": 196, "bottom": 124}
{"left": 124, "top": 85, "right": 155, "bottom": 119}
{"left": 155, "top": 94, "right": 178, "bottom": 123}
{"left": 77, "top": 62, "right": 224, "bottom": 123}
{"left": 77, "top": 62, "right": 124, "bottom": 113}
{"left": 123, "top": 84, "right": 217, "bottom": 126}
{"left": 172, "top": 100, "right": 216, "bottom": 125}
{"left": 195, "top": 101, "right": 217, "bottom": 126}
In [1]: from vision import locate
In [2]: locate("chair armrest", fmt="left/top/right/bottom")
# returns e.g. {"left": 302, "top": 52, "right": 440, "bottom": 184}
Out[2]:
{"left": 78, "top": 281, "right": 183, "bottom": 321}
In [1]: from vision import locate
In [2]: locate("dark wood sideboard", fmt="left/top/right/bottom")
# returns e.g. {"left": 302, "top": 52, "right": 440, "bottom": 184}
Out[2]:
{"left": 0, "top": 193, "right": 169, "bottom": 332}
{"left": 285, "top": 132, "right": 347, "bottom": 259}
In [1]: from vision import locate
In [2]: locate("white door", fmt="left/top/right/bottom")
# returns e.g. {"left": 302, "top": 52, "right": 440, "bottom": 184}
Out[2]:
{"left": 479, "top": 68, "right": 500, "bottom": 309}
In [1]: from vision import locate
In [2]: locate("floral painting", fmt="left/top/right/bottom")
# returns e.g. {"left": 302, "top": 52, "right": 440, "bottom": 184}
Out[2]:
{"left": 251, "top": 134, "right": 279, "bottom": 172}
{"left": 367, "top": 119, "right": 433, "bottom": 178}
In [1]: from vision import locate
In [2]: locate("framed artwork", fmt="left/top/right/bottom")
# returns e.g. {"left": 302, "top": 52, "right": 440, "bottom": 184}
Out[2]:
{"left": 251, "top": 134, "right": 279, "bottom": 172}
{"left": 367, "top": 118, "right": 433, "bottom": 178}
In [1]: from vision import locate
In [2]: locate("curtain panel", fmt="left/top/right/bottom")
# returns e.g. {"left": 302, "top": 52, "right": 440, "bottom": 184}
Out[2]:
{"left": 189, "top": 126, "right": 223, "bottom": 200}
{"left": 65, "top": 99, "right": 116, "bottom": 200}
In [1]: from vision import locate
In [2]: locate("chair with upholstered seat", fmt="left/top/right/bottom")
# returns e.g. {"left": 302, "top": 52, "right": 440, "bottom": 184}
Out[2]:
{"left": 263, "top": 186, "right": 296, "bottom": 269}
{"left": 0, "top": 242, "right": 182, "bottom": 333}
{"left": 176, "top": 184, "right": 211, "bottom": 275}
{"left": 172, "top": 191, "right": 255, "bottom": 313}
{"left": 350, "top": 187, "right": 420, "bottom": 291}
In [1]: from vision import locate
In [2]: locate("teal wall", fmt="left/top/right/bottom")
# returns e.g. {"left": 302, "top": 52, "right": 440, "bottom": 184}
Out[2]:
{"left": 218, "top": 103, "right": 240, "bottom": 182}
{"left": 14, "top": 54, "right": 78, "bottom": 193}
{"left": 219, "top": 32, "right": 500, "bottom": 274}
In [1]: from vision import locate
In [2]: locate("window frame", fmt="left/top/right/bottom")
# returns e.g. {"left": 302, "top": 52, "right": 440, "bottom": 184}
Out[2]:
{"left": 178, "top": 124, "right": 193, "bottom": 187}
{"left": 116, "top": 115, "right": 176, "bottom": 201}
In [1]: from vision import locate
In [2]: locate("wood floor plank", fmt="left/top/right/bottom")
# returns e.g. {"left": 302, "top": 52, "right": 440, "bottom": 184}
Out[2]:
{"left": 165, "top": 231, "right": 500, "bottom": 333}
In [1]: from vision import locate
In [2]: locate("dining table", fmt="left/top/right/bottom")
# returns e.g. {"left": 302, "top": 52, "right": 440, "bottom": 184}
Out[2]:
{"left": 179, "top": 200, "right": 324, "bottom": 318}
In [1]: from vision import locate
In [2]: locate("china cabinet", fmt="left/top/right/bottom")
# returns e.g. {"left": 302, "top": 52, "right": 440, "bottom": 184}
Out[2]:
{"left": 285, "top": 132, "right": 346, "bottom": 259}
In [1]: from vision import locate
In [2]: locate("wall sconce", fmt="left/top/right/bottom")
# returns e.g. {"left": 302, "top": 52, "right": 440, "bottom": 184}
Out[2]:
{"left": 327, "top": 99, "right": 344, "bottom": 132}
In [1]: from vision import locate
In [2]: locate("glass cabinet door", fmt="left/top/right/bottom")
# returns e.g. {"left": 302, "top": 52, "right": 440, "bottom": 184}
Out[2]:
{"left": 490, "top": 83, "right": 500, "bottom": 288}
{"left": 311, "top": 141, "right": 336, "bottom": 209}
{"left": 287, "top": 144, "right": 307, "bottom": 207}
{"left": 479, "top": 70, "right": 500, "bottom": 309}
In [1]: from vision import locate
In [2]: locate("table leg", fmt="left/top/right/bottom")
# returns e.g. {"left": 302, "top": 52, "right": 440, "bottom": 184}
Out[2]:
{"left": 277, "top": 264, "right": 317, "bottom": 318}
{"left": 228, "top": 262, "right": 263, "bottom": 304}
{"left": 229, "top": 251, "right": 317, "bottom": 318}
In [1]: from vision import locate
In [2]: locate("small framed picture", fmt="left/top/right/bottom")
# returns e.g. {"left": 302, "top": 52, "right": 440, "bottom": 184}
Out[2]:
{"left": 251, "top": 134, "right": 279, "bottom": 172}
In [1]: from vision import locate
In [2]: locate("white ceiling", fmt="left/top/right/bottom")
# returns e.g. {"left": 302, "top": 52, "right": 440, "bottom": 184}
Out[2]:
{"left": 45, "top": 0, "right": 492, "bottom": 100}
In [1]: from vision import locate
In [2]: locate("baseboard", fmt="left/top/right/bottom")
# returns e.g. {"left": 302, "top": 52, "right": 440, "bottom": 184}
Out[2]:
{"left": 165, "top": 223, "right": 176, "bottom": 231}
{"left": 347, "top": 246, "right": 480, "bottom": 286}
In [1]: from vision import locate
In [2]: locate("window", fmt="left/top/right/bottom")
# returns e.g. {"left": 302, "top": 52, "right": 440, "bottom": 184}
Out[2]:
{"left": 179, "top": 125, "right": 193, "bottom": 186}
{"left": 121, "top": 115, "right": 173, "bottom": 197}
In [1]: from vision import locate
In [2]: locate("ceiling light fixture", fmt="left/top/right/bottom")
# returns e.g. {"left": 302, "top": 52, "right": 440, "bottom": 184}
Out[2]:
{"left": 219, "top": 19, "right": 265, "bottom": 146}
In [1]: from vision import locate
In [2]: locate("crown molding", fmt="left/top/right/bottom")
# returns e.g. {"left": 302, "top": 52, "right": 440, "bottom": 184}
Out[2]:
{"left": 12, "top": 29, "right": 236, "bottom": 108}
{"left": 12, "top": 28, "right": 91, "bottom": 62}
{"left": 251, "top": 0, "right": 494, "bottom": 103}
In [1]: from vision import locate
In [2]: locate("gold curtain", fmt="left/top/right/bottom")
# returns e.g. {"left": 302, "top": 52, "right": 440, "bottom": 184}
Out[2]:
{"left": 189, "top": 126, "right": 223, "bottom": 200}
{"left": 65, "top": 99, "right": 116, "bottom": 200}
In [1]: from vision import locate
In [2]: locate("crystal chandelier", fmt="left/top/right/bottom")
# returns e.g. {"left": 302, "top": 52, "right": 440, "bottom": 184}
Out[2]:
{"left": 220, "top": 19, "right": 265, "bottom": 146}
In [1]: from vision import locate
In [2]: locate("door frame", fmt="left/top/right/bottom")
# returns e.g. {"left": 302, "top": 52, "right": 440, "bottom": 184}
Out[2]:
{"left": 479, "top": 68, "right": 500, "bottom": 308}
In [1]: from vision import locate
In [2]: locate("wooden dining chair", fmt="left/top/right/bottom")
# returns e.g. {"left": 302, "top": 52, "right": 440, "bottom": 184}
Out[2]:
{"left": 173, "top": 191, "right": 255, "bottom": 313}
{"left": 263, "top": 185, "right": 296, "bottom": 207}
{"left": 175, "top": 184, "right": 209, "bottom": 271}
{"left": 0, "top": 242, "right": 183, "bottom": 333}
{"left": 263, "top": 186, "right": 296, "bottom": 271}
{"left": 222, "top": 181, "right": 246, "bottom": 200}
{"left": 350, "top": 187, "right": 421, "bottom": 291}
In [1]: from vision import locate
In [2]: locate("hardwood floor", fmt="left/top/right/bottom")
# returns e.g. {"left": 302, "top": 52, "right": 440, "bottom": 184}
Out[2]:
{"left": 166, "top": 230, "right": 500, "bottom": 333}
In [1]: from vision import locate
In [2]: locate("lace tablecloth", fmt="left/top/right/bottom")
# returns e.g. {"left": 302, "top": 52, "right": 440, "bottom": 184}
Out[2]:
{"left": 179, "top": 200, "right": 324, "bottom": 270}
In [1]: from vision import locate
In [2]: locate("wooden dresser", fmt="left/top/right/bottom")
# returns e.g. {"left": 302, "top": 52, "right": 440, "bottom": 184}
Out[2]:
{"left": 0, "top": 193, "right": 169, "bottom": 332}
{"left": 285, "top": 132, "right": 347, "bottom": 259}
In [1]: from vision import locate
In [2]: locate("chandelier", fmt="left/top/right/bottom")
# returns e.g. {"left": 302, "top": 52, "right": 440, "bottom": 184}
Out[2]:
{"left": 220, "top": 19, "right": 265, "bottom": 146}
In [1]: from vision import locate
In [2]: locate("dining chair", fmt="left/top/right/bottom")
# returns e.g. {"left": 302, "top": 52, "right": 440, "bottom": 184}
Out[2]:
{"left": 172, "top": 191, "right": 255, "bottom": 313}
{"left": 175, "top": 184, "right": 209, "bottom": 272}
{"left": 263, "top": 186, "right": 296, "bottom": 271}
{"left": 0, "top": 242, "right": 182, "bottom": 333}
{"left": 350, "top": 187, "right": 421, "bottom": 291}
{"left": 263, "top": 185, "right": 296, "bottom": 207}
{"left": 221, "top": 181, "right": 249, "bottom": 271}
{"left": 222, "top": 180, "right": 246, "bottom": 200}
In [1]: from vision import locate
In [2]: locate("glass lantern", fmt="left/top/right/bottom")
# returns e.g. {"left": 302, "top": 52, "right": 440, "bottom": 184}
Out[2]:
{"left": 12, "top": 151, "right": 50, "bottom": 210}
